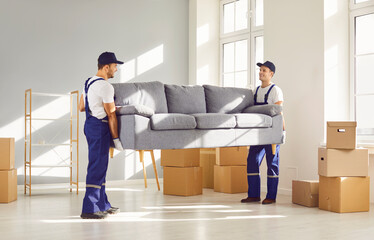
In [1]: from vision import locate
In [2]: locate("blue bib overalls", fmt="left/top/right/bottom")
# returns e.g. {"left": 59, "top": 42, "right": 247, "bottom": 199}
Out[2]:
{"left": 247, "top": 84, "right": 280, "bottom": 200}
{"left": 82, "top": 78, "right": 112, "bottom": 214}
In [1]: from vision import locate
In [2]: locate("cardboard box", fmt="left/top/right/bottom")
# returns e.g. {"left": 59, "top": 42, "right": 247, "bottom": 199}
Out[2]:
{"left": 200, "top": 148, "right": 216, "bottom": 189}
{"left": 326, "top": 121, "right": 356, "bottom": 149}
{"left": 319, "top": 176, "right": 369, "bottom": 213}
{"left": 161, "top": 149, "right": 200, "bottom": 167}
{"left": 0, "top": 169, "right": 17, "bottom": 203}
{"left": 0, "top": 138, "right": 15, "bottom": 170}
{"left": 292, "top": 180, "right": 319, "bottom": 207}
{"left": 216, "top": 146, "right": 248, "bottom": 166}
{"left": 318, "top": 147, "right": 368, "bottom": 177}
{"left": 163, "top": 167, "right": 202, "bottom": 196}
{"left": 214, "top": 165, "right": 248, "bottom": 193}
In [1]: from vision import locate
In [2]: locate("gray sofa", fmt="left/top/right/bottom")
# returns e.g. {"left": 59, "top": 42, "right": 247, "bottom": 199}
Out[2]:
{"left": 112, "top": 81, "right": 283, "bottom": 150}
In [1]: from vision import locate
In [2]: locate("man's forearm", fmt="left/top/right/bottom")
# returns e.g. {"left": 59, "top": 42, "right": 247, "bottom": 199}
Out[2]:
{"left": 108, "top": 114, "right": 119, "bottom": 139}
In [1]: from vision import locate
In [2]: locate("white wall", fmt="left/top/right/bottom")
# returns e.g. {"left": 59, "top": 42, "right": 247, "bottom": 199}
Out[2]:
{"left": 261, "top": 0, "right": 325, "bottom": 194}
{"left": 189, "top": 0, "right": 220, "bottom": 86}
{"left": 324, "top": 0, "right": 350, "bottom": 124}
{"left": 0, "top": 0, "right": 189, "bottom": 184}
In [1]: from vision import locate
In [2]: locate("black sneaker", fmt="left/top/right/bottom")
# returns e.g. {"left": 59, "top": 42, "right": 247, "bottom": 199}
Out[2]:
{"left": 80, "top": 211, "right": 108, "bottom": 219}
{"left": 106, "top": 207, "right": 120, "bottom": 215}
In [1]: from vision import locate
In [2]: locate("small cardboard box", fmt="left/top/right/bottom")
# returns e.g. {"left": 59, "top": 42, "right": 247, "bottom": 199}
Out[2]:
{"left": 0, "top": 169, "right": 17, "bottom": 203}
{"left": 319, "top": 176, "right": 369, "bottom": 213}
{"left": 216, "top": 146, "right": 248, "bottom": 166}
{"left": 214, "top": 165, "right": 248, "bottom": 193}
{"left": 292, "top": 180, "right": 319, "bottom": 207}
{"left": 0, "top": 138, "right": 15, "bottom": 170}
{"left": 318, "top": 147, "right": 368, "bottom": 177}
{"left": 163, "top": 167, "right": 202, "bottom": 196}
{"left": 326, "top": 121, "right": 356, "bottom": 149}
{"left": 200, "top": 148, "right": 216, "bottom": 189}
{"left": 161, "top": 148, "right": 200, "bottom": 167}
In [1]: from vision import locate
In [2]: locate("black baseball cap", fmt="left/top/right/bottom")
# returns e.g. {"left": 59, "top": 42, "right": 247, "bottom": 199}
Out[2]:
{"left": 98, "top": 52, "right": 124, "bottom": 65}
{"left": 257, "top": 61, "right": 276, "bottom": 73}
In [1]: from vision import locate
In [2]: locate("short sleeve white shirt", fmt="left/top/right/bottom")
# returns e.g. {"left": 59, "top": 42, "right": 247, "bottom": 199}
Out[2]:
{"left": 254, "top": 83, "right": 283, "bottom": 105}
{"left": 82, "top": 76, "right": 114, "bottom": 119}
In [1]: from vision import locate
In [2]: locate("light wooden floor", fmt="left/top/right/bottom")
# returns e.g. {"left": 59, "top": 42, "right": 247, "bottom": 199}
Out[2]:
{"left": 1, "top": 180, "right": 374, "bottom": 240}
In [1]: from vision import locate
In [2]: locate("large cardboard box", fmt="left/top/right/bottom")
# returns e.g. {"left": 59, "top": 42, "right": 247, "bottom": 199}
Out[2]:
{"left": 0, "top": 138, "right": 15, "bottom": 170}
{"left": 163, "top": 167, "right": 202, "bottom": 196}
{"left": 292, "top": 180, "right": 319, "bottom": 207}
{"left": 0, "top": 169, "right": 17, "bottom": 203}
{"left": 216, "top": 146, "right": 248, "bottom": 166}
{"left": 214, "top": 165, "right": 248, "bottom": 193}
{"left": 200, "top": 148, "right": 216, "bottom": 189}
{"left": 161, "top": 149, "right": 200, "bottom": 167}
{"left": 326, "top": 121, "right": 356, "bottom": 149}
{"left": 318, "top": 147, "right": 368, "bottom": 177}
{"left": 319, "top": 176, "right": 369, "bottom": 213}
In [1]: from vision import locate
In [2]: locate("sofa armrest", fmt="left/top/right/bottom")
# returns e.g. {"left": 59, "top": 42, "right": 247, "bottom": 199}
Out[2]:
{"left": 116, "top": 104, "right": 155, "bottom": 118}
{"left": 242, "top": 104, "right": 282, "bottom": 117}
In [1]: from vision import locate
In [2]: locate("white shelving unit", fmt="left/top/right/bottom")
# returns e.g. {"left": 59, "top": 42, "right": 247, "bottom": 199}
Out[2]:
{"left": 24, "top": 89, "right": 79, "bottom": 196}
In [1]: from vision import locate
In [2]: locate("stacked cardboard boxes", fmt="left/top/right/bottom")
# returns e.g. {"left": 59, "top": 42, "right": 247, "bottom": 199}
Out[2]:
{"left": 161, "top": 149, "right": 202, "bottom": 196}
{"left": 214, "top": 147, "right": 248, "bottom": 194}
{"left": 318, "top": 121, "right": 369, "bottom": 213}
{"left": 0, "top": 138, "right": 17, "bottom": 203}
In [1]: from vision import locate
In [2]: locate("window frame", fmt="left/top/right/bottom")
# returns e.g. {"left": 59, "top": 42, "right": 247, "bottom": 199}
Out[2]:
{"left": 349, "top": 2, "right": 374, "bottom": 140}
{"left": 219, "top": 0, "right": 264, "bottom": 89}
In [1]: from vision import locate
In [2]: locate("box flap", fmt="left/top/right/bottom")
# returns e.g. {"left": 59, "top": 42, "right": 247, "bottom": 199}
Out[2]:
{"left": 327, "top": 121, "right": 357, "bottom": 127}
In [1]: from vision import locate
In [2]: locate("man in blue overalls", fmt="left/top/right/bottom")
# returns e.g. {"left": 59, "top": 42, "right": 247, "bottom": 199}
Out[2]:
{"left": 241, "top": 61, "right": 285, "bottom": 205}
{"left": 79, "top": 52, "right": 124, "bottom": 219}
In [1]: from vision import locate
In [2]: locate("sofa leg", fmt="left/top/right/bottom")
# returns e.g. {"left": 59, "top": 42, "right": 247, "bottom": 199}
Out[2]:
{"left": 138, "top": 150, "right": 148, "bottom": 188}
{"left": 271, "top": 144, "right": 276, "bottom": 155}
{"left": 149, "top": 150, "right": 161, "bottom": 191}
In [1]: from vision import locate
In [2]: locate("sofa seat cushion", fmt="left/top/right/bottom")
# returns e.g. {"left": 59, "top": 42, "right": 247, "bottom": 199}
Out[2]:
{"left": 234, "top": 113, "right": 272, "bottom": 128}
{"left": 193, "top": 113, "right": 236, "bottom": 129}
{"left": 151, "top": 113, "right": 197, "bottom": 130}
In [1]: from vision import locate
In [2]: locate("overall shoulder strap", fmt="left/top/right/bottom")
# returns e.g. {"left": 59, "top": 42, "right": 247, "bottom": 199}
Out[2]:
{"left": 84, "top": 78, "right": 105, "bottom": 116}
{"left": 254, "top": 86, "right": 261, "bottom": 104}
{"left": 264, "top": 84, "right": 276, "bottom": 104}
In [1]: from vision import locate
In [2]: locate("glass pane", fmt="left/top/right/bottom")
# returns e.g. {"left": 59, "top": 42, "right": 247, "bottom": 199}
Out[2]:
{"left": 223, "top": 73, "right": 235, "bottom": 87}
{"left": 223, "top": 42, "right": 235, "bottom": 73}
{"left": 355, "top": 0, "right": 370, "bottom": 3}
{"left": 255, "top": 36, "right": 264, "bottom": 87}
{"left": 255, "top": 0, "right": 264, "bottom": 26}
{"left": 235, "top": 40, "right": 247, "bottom": 71}
{"left": 223, "top": 2, "right": 235, "bottom": 34}
{"left": 356, "top": 13, "right": 374, "bottom": 55}
{"left": 235, "top": 71, "right": 247, "bottom": 88}
{"left": 356, "top": 95, "right": 374, "bottom": 128}
{"left": 235, "top": 0, "right": 248, "bottom": 31}
{"left": 356, "top": 54, "right": 374, "bottom": 94}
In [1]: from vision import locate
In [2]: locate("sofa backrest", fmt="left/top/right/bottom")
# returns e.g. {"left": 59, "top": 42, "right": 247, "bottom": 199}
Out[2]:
{"left": 112, "top": 81, "right": 168, "bottom": 113}
{"left": 164, "top": 84, "right": 206, "bottom": 114}
{"left": 203, "top": 85, "right": 254, "bottom": 113}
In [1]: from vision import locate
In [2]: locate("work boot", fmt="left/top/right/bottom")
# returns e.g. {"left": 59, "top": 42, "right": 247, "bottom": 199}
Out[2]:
{"left": 106, "top": 207, "right": 120, "bottom": 215}
{"left": 80, "top": 211, "right": 108, "bottom": 219}
{"left": 241, "top": 197, "right": 261, "bottom": 203}
{"left": 262, "top": 198, "right": 276, "bottom": 205}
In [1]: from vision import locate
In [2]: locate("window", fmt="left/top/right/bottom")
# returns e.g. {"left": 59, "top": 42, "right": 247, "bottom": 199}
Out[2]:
{"left": 220, "top": 0, "right": 263, "bottom": 89}
{"left": 350, "top": 1, "right": 374, "bottom": 140}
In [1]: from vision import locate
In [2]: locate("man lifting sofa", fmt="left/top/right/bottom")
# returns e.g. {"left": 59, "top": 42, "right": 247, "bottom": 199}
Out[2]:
{"left": 112, "top": 81, "right": 284, "bottom": 150}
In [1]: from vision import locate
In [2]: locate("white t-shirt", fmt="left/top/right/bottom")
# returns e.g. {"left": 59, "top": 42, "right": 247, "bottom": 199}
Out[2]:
{"left": 82, "top": 76, "right": 114, "bottom": 119}
{"left": 254, "top": 83, "right": 283, "bottom": 105}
